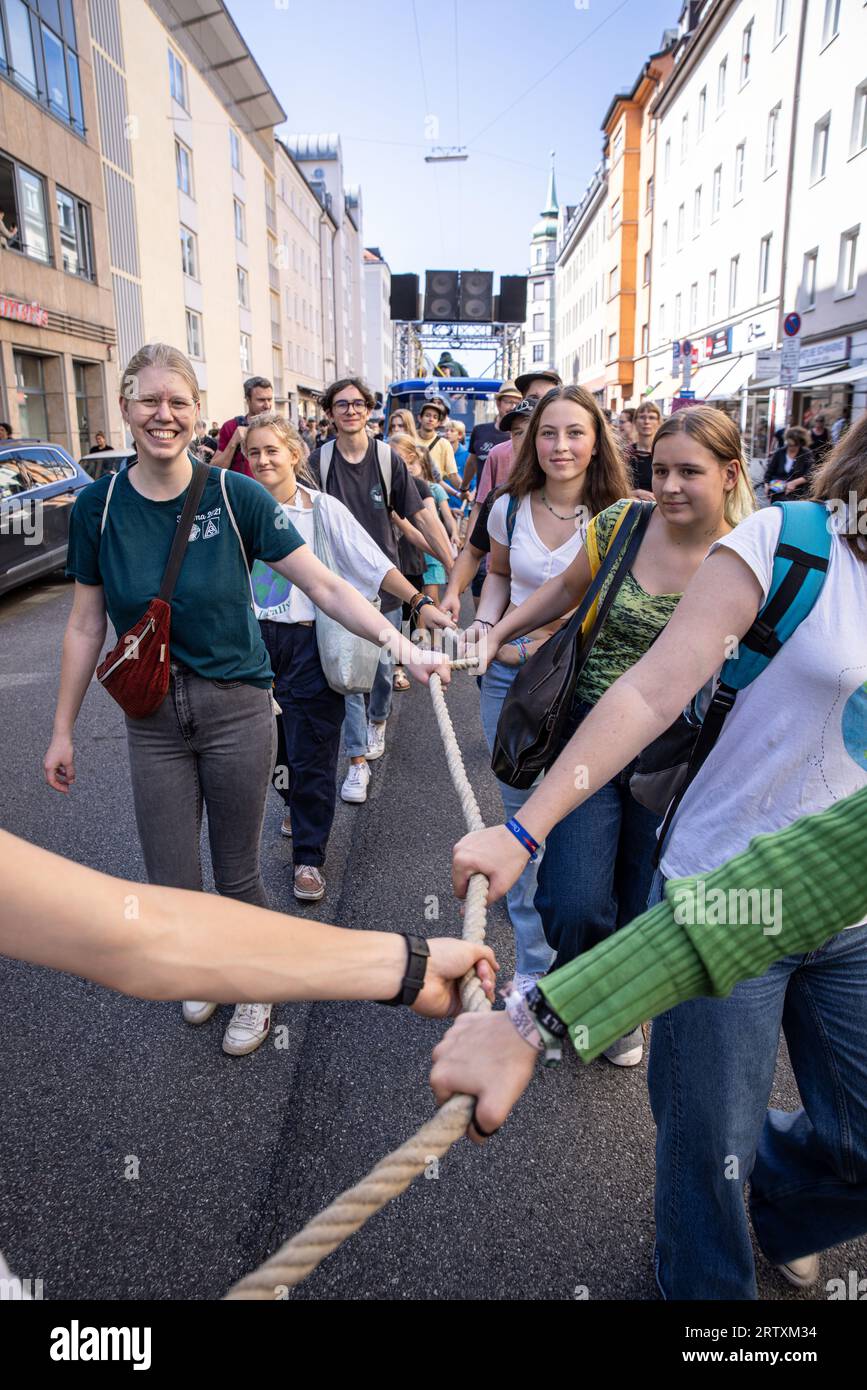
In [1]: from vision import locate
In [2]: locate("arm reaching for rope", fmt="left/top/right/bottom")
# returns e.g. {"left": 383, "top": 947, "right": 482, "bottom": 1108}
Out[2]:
{"left": 1, "top": 831, "right": 497, "bottom": 1019}
{"left": 434, "top": 785, "right": 867, "bottom": 1139}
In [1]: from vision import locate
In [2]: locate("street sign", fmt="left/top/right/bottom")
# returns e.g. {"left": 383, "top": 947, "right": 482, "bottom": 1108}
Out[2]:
{"left": 678, "top": 389, "right": 696, "bottom": 399}
{"left": 784, "top": 312, "right": 801, "bottom": 338}
{"left": 780, "top": 338, "right": 801, "bottom": 386}
{"left": 681, "top": 339, "right": 693, "bottom": 355}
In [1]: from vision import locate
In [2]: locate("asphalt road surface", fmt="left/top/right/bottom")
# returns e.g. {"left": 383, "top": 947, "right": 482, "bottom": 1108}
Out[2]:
{"left": 1, "top": 573, "right": 864, "bottom": 1301}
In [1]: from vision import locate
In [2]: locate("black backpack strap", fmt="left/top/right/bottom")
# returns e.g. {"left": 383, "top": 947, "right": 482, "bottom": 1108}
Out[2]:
{"left": 157, "top": 462, "right": 210, "bottom": 603}
{"left": 652, "top": 679, "right": 737, "bottom": 865}
{"left": 576, "top": 501, "right": 653, "bottom": 654}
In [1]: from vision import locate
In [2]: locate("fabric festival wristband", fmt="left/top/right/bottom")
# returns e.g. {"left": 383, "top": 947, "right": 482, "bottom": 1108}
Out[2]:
{"left": 505, "top": 817, "right": 539, "bottom": 862}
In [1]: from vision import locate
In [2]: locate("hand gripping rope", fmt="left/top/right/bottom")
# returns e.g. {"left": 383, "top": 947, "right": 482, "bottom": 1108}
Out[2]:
{"left": 223, "top": 659, "right": 489, "bottom": 1300}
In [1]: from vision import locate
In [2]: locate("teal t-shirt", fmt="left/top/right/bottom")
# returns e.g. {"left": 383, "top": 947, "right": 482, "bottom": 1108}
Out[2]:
{"left": 66, "top": 464, "right": 305, "bottom": 687}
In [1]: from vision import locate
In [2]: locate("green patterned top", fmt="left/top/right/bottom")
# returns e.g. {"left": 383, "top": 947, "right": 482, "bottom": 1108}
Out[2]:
{"left": 574, "top": 500, "right": 681, "bottom": 707}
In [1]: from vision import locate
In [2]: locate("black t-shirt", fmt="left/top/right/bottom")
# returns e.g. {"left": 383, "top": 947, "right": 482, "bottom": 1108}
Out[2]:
{"left": 468, "top": 490, "right": 500, "bottom": 555}
{"left": 397, "top": 475, "right": 432, "bottom": 576}
{"left": 628, "top": 446, "right": 653, "bottom": 493}
{"left": 468, "top": 422, "right": 509, "bottom": 469}
{"left": 308, "top": 439, "right": 423, "bottom": 612}
{"left": 90, "top": 443, "right": 112, "bottom": 453}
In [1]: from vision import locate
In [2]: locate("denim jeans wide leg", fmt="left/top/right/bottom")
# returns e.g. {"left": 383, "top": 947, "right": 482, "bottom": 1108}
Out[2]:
{"left": 261, "top": 621, "right": 346, "bottom": 868}
{"left": 749, "top": 921, "right": 867, "bottom": 1266}
{"left": 479, "top": 660, "right": 554, "bottom": 978}
{"left": 342, "top": 693, "right": 368, "bottom": 758}
{"left": 368, "top": 606, "right": 403, "bottom": 724}
{"left": 125, "top": 665, "right": 276, "bottom": 908}
{"left": 536, "top": 755, "right": 662, "bottom": 971}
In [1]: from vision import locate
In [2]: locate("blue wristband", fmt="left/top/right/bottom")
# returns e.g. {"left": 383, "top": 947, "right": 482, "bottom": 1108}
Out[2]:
{"left": 505, "top": 817, "right": 539, "bottom": 862}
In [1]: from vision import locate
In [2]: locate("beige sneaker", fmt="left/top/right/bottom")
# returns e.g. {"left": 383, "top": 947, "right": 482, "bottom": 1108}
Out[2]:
{"left": 294, "top": 865, "right": 326, "bottom": 901}
{"left": 182, "top": 1001, "right": 217, "bottom": 1025}
{"left": 776, "top": 1253, "right": 819, "bottom": 1288}
{"left": 222, "top": 1003, "right": 272, "bottom": 1056}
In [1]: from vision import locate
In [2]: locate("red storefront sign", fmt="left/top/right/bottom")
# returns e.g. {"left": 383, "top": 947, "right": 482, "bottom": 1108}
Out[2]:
{"left": 0, "top": 295, "right": 49, "bottom": 328}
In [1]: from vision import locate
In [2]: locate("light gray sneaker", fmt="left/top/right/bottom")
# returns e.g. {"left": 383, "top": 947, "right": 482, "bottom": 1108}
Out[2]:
{"left": 222, "top": 1003, "right": 272, "bottom": 1056}
{"left": 182, "top": 1001, "right": 217, "bottom": 1025}
{"left": 602, "top": 1025, "right": 644, "bottom": 1067}
{"left": 776, "top": 1253, "right": 819, "bottom": 1288}
{"left": 366, "top": 719, "right": 387, "bottom": 760}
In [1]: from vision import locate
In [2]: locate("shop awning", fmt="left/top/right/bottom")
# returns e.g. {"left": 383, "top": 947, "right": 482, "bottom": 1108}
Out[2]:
{"left": 788, "top": 362, "right": 867, "bottom": 389}
{"left": 747, "top": 364, "right": 851, "bottom": 392}
{"left": 682, "top": 354, "right": 755, "bottom": 399}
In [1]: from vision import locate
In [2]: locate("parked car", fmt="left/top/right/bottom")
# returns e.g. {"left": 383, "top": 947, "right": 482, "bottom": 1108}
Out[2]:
{"left": 0, "top": 441, "right": 92, "bottom": 597}
{"left": 78, "top": 448, "right": 134, "bottom": 480}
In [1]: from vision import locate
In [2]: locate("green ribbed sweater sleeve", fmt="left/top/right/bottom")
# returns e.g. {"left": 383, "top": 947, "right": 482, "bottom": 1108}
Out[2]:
{"left": 539, "top": 786, "right": 867, "bottom": 1063}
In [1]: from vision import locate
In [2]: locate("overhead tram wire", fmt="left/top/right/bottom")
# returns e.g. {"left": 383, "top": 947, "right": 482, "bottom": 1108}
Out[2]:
{"left": 412, "top": 0, "right": 447, "bottom": 261}
{"left": 465, "top": 0, "right": 635, "bottom": 148}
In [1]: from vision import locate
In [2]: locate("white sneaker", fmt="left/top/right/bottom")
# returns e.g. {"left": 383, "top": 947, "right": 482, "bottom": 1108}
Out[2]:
{"left": 182, "top": 1001, "right": 217, "bottom": 1025}
{"left": 222, "top": 1003, "right": 272, "bottom": 1056}
{"left": 366, "top": 720, "right": 387, "bottom": 761}
{"left": 341, "top": 762, "right": 370, "bottom": 803}
{"left": 775, "top": 1253, "right": 819, "bottom": 1288}
{"left": 602, "top": 1025, "right": 644, "bottom": 1067}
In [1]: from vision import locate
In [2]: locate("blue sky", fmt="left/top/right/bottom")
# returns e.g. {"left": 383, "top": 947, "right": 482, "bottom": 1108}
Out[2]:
{"left": 232, "top": 0, "right": 678, "bottom": 279}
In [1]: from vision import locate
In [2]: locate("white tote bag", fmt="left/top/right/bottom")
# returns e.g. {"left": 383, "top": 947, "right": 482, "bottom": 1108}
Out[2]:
{"left": 312, "top": 493, "right": 383, "bottom": 695}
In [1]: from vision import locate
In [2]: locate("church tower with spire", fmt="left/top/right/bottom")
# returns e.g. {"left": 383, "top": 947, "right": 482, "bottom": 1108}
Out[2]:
{"left": 520, "top": 153, "right": 559, "bottom": 380}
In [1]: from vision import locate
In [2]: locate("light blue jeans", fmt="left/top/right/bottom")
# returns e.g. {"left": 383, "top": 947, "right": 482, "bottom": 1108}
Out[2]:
{"left": 343, "top": 607, "right": 403, "bottom": 757}
{"left": 479, "top": 660, "right": 555, "bottom": 978}
{"left": 646, "top": 868, "right": 867, "bottom": 1300}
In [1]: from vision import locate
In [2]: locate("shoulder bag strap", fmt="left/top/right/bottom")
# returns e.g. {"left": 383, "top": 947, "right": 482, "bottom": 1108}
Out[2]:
{"left": 571, "top": 501, "right": 653, "bottom": 667}
{"left": 218, "top": 467, "right": 254, "bottom": 605}
{"left": 320, "top": 439, "right": 335, "bottom": 490}
{"left": 157, "top": 461, "right": 210, "bottom": 603}
{"left": 99, "top": 469, "right": 121, "bottom": 536}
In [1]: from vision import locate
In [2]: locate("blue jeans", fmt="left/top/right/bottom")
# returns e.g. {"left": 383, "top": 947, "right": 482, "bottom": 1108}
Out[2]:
{"left": 343, "top": 606, "right": 403, "bottom": 757}
{"left": 479, "top": 660, "right": 554, "bottom": 978}
{"left": 535, "top": 702, "right": 662, "bottom": 971}
{"left": 646, "top": 869, "right": 867, "bottom": 1300}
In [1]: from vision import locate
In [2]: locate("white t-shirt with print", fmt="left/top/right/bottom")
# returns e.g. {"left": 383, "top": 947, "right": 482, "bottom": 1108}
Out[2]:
{"left": 661, "top": 506, "right": 867, "bottom": 928}
{"left": 250, "top": 485, "right": 392, "bottom": 624}
{"left": 488, "top": 492, "right": 587, "bottom": 607}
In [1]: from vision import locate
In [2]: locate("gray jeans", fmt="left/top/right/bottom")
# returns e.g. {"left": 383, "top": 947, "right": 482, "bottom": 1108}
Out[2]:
{"left": 124, "top": 663, "right": 276, "bottom": 907}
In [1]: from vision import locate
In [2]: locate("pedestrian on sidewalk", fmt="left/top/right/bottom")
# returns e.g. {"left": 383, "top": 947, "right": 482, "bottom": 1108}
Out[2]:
{"left": 307, "top": 378, "right": 455, "bottom": 801}
{"left": 246, "top": 413, "right": 452, "bottom": 901}
{"left": 44, "top": 343, "right": 451, "bottom": 1059}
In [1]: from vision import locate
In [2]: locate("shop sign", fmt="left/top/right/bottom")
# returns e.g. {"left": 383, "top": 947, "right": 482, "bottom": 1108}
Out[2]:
{"left": 0, "top": 295, "right": 49, "bottom": 327}
{"left": 704, "top": 326, "right": 733, "bottom": 360}
{"left": 799, "top": 336, "right": 850, "bottom": 370}
{"left": 755, "top": 349, "right": 781, "bottom": 378}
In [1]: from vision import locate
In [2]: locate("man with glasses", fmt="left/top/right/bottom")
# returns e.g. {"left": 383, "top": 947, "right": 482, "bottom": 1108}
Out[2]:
{"left": 309, "top": 378, "right": 454, "bottom": 802}
{"left": 212, "top": 376, "right": 274, "bottom": 477}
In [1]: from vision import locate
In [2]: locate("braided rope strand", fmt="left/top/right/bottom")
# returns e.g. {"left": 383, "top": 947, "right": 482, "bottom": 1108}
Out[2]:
{"left": 224, "top": 664, "right": 491, "bottom": 1299}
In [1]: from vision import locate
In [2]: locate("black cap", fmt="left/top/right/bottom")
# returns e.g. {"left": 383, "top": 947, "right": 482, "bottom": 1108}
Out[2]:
{"left": 500, "top": 398, "right": 537, "bottom": 432}
{"left": 514, "top": 368, "right": 563, "bottom": 397}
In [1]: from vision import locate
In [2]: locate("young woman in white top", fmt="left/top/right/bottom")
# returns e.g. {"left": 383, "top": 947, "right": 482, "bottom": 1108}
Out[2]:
{"left": 449, "top": 415, "right": 867, "bottom": 1299}
{"left": 469, "top": 385, "right": 633, "bottom": 992}
{"left": 246, "top": 413, "right": 450, "bottom": 904}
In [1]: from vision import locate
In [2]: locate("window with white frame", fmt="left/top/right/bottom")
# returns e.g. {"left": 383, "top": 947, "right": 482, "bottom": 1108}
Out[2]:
{"left": 822, "top": 0, "right": 841, "bottom": 48}
{"left": 852, "top": 80, "right": 867, "bottom": 156}
{"left": 175, "top": 140, "right": 193, "bottom": 196}
{"left": 533, "top": 344, "right": 545, "bottom": 362}
{"left": 533, "top": 280, "right": 544, "bottom": 300}
{"left": 237, "top": 265, "right": 249, "bottom": 308}
{"left": 56, "top": 188, "right": 94, "bottom": 279}
{"left": 674, "top": 292, "right": 682, "bottom": 334}
{"left": 664, "top": 137, "right": 671, "bottom": 180}
{"left": 230, "top": 128, "right": 242, "bottom": 174}
{"left": 681, "top": 113, "right": 689, "bottom": 161}
{"left": 708, "top": 269, "right": 717, "bottom": 319}
{"left": 641, "top": 323, "right": 649, "bottom": 354}
{"left": 693, "top": 185, "right": 702, "bottom": 236}
{"left": 661, "top": 220, "right": 669, "bottom": 260}
{"left": 611, "top": 196, "right": 621, "bottom": 229}
{"left": 717, "top": 56, "right": 727, "bottom": 111}
{"left": 712, "top": 165, "right": 722, "bottom": 219}
{"left": 646, "top": 176, "right": 654, "bottom": 212}
{"left": 689, "top": 282, "right": 698, "bottom": 325}
{"left": 677, "top": 203, "right": 685, "bottom": 248}
{"left": 774, "top": 0, "right": 788, "bottom": 41}
{"left": 643, "top": 250, "right": 651, "bottom": 284}
{"left": 168, "top": 48, "right": 187, "bottom": 108}
{"left": 233, "top": 198, "right": 246, "bottom": 242}
{"left": 803, "top": 248, "right": 818, "bottom": 308}
{"left": 729, "top": 254, "right": 739, "bottom": 311}
{"left": 240, "top": 333, "right": 251, "bottom": 374}
{"left": 608, "top": 332, "right": 617, "bottom": 360}
{"left": 734, "top": 142, "right": 745, "bottom": 200}
{"left": 533, "top": 312, "right": 544, "bottom": 331}
{"left": 659, "top": 302, "right": 666, "bottom": 339}
{"left": 758, "top": 233, "right": 772, "bottom": 296}
{"left": 766, "top": 104, "right": 781, "bottom": 174}
{"left": 837, "top": 226, "right": 859, "bottom": 296}
{"left": 812, "top": 113, "right": 831, "bottom": 180}
{"left": 185, "top": 308, "right": 202, "bottom": 359}
{"left": 740, "top": 20, "right": 753, "bottom": 86}
{"left": 698, "top": 87, "right": 707, "bottom": 138}
{"left": 180, "top": 225, "right": 197, "bottom": 278}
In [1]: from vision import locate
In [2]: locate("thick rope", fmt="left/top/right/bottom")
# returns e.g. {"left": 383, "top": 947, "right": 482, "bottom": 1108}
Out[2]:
{"left": 224, "top": 662, "right": 492, "bottom": 1299}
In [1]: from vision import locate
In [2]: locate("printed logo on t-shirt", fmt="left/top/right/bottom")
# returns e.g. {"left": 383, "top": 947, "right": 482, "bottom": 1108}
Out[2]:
{"left": 842, "top": 678, "right": 867, "bottom": 772}
{"left": 251, "top": 559, "right": 293, "bottom": 617}
{"left": 177, "top": 506, "right": 222, "bottom": 541}
{"left": 369, "top": 483, "right": 386, "bottom": 510}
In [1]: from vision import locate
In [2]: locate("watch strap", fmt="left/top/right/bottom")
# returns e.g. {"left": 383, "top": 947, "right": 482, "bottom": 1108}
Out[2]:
{"left": 379, "top": 934, "right": 430, "bottom": 1006}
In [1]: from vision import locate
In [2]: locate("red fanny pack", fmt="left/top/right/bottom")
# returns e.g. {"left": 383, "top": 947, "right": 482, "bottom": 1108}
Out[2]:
{"left": 96, "top": 461, "right": 210, "bottom": 719}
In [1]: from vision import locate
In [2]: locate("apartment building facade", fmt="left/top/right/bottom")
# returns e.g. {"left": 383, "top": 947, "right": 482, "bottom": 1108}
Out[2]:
{"left": 555, "top": 163, "right": 609, "bottom": 399}
{"left": 363, "top": 246, "right": 392, "bottom": 399}
{"left": 0, "top": 0, "right": 122, "bottom": 453}
{"left": 274, "top": 137, "right": 333, "bottom": 421}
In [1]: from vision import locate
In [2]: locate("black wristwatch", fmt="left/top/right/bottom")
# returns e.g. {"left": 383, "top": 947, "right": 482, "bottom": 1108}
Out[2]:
{"left": 379, "top": 934, "right": 430, "bottom": 1006}
{"left": 525, "top": 985, "right": 568, "bottom": 1039}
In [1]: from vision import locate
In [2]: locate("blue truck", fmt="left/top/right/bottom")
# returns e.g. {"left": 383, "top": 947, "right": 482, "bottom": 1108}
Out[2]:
{"left": 384, "top": 378, "right": 503, "bottom": 440}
